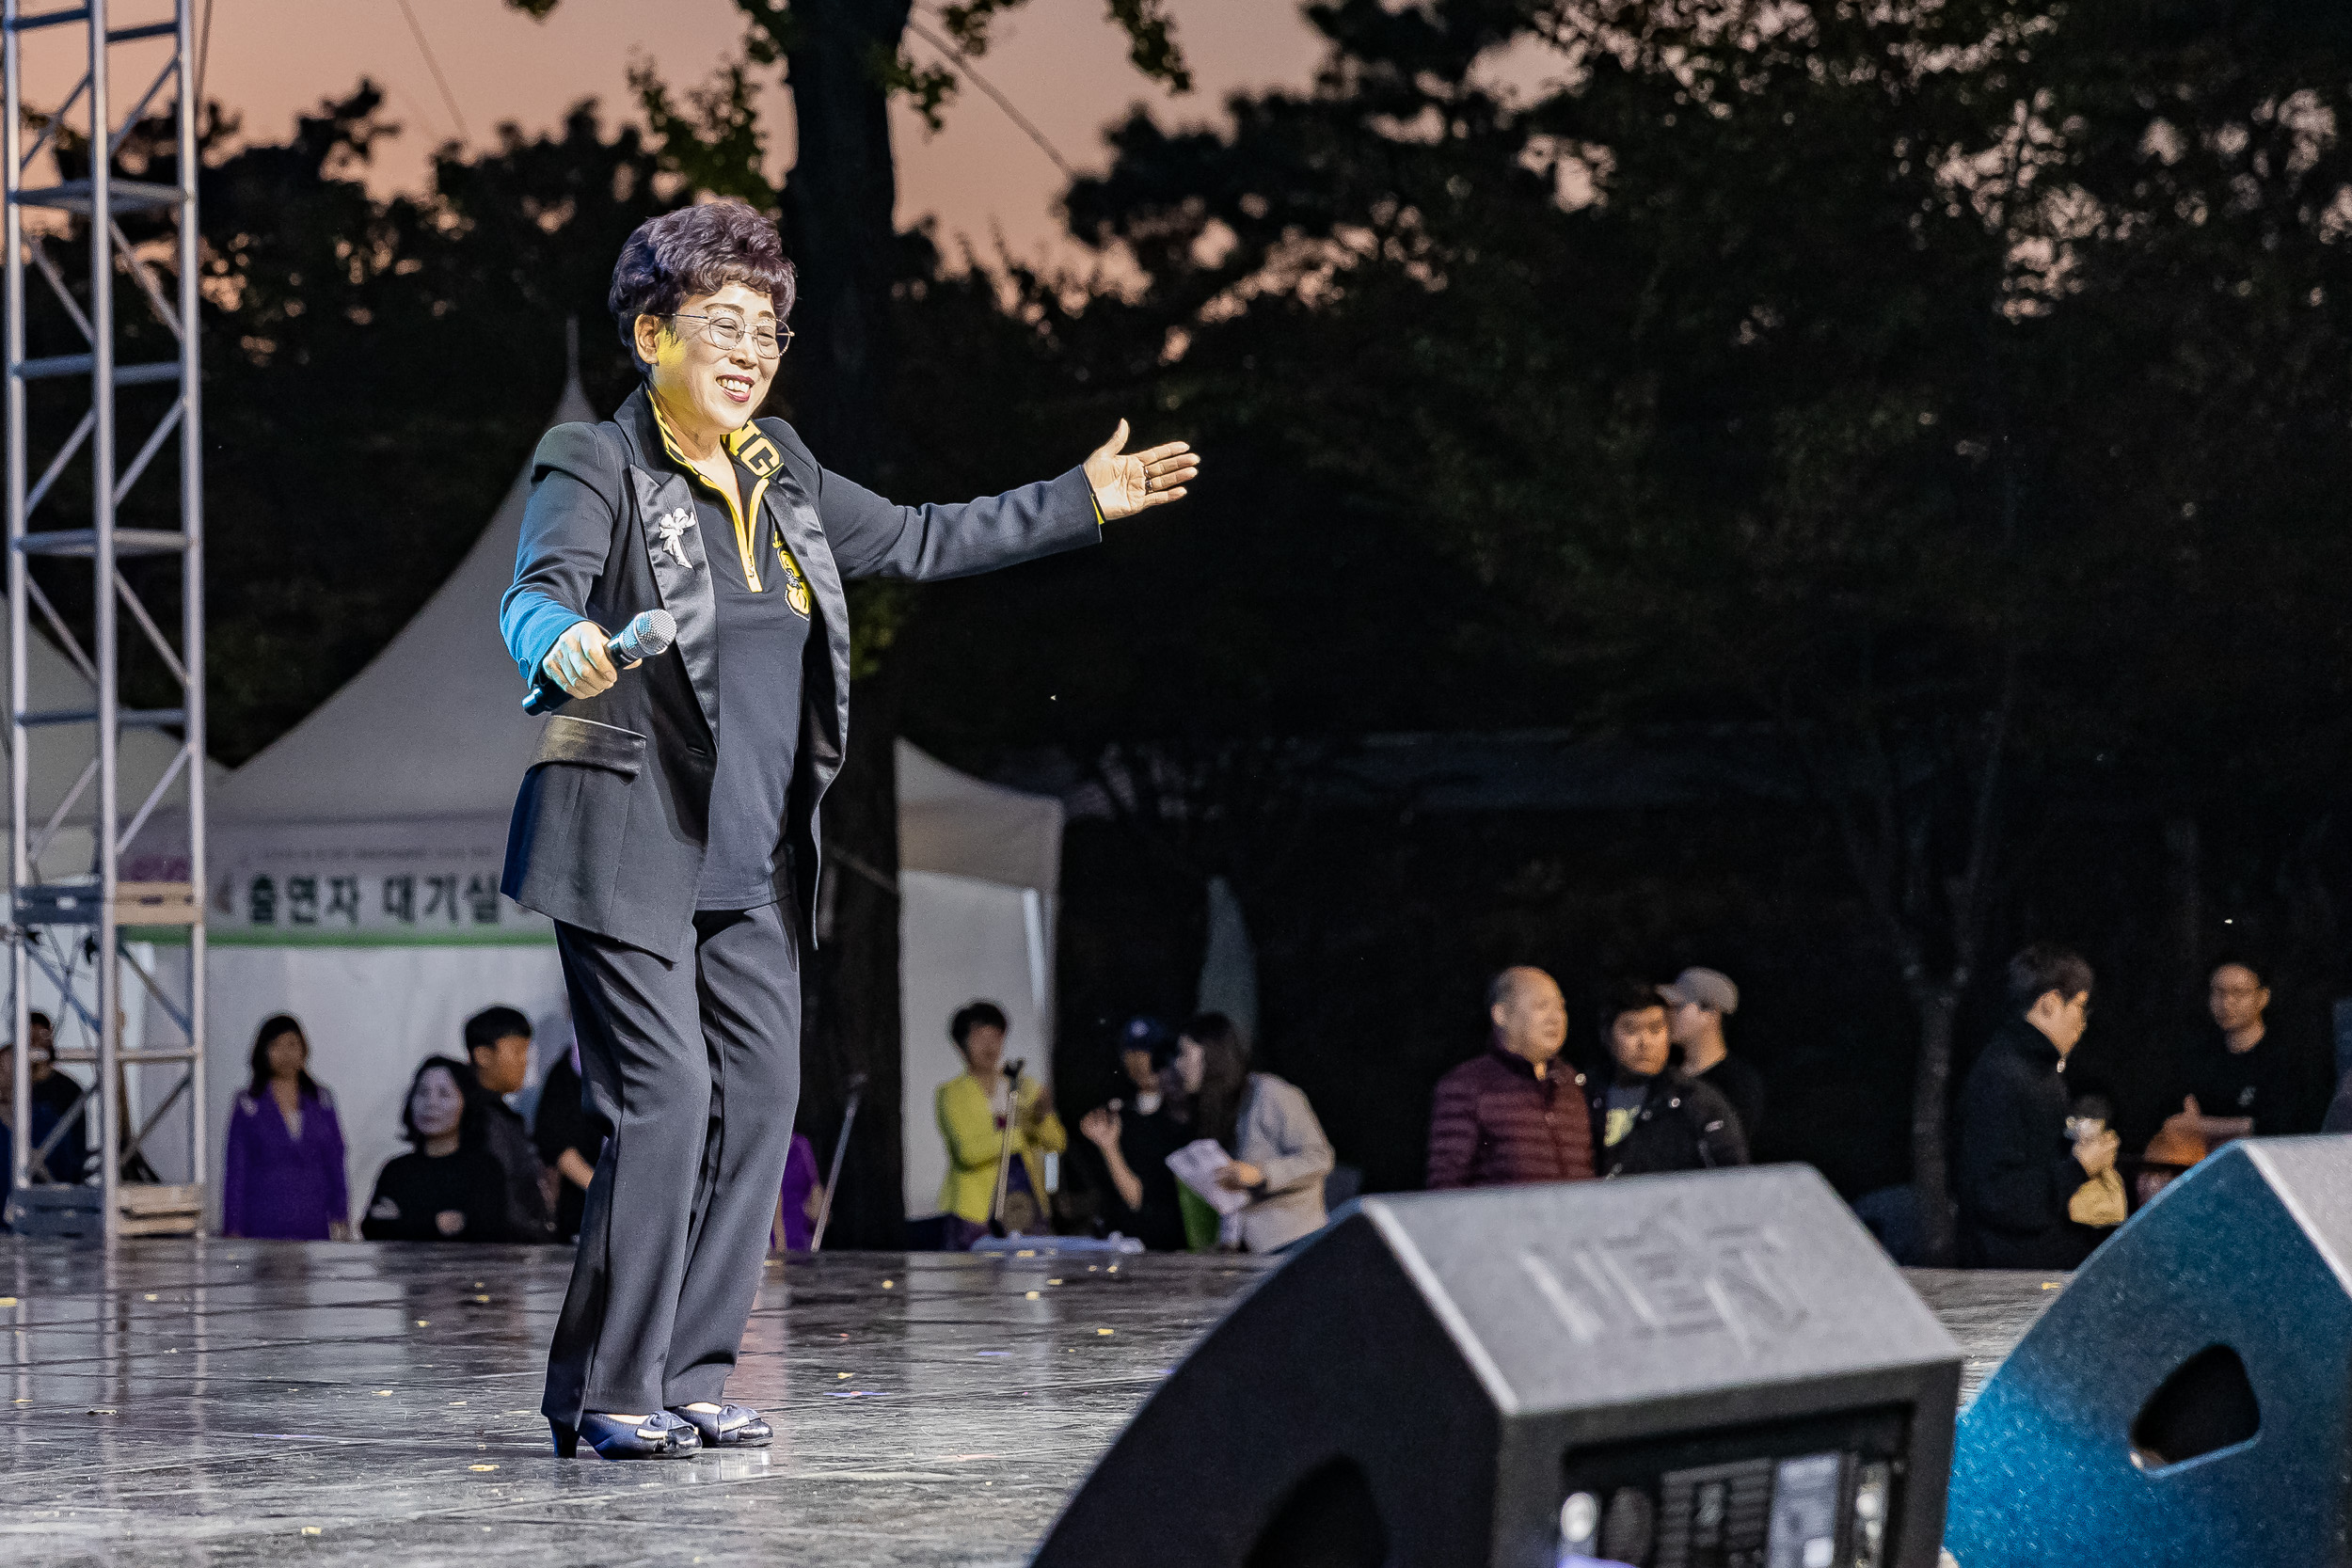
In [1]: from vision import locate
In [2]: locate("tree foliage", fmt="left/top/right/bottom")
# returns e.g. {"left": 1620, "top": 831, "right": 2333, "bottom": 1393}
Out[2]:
{"left": 24, "top": 0, "right": 2348, "bottom": 1205}
{"left": 1027, "top": 0, "right": 2352, "bottom": 1244}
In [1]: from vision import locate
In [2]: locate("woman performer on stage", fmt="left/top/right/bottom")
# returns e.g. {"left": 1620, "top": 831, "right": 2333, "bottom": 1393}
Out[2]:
{"left": 500, "top": 200, "right": 1199, "bottom": 1460}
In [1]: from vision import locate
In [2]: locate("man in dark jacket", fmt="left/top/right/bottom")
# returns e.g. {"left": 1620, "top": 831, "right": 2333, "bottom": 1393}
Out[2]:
{"left": 1662, "top": 966, "right": 1766, "bottom": 1148}
{"left": 1590, "top": 977, "right": 1747, "bottom": 1178}
{"left": 461, "top": 1005, "right": 555, "bottom": 1243}
{"left": 7, "top": 1012, "right": 88, "bottom": 1182}
{"left": 1956, "top": 943, "right": 2119, "bottom": 1270}
{"left": 1426, "top": 968, "right": 1593, "bottom": 1188}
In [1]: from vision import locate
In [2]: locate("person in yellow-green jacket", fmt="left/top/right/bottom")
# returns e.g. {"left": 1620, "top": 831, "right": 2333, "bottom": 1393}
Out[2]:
{"left": 936, "top": 1001, "right": 1066, "bottom": 1245}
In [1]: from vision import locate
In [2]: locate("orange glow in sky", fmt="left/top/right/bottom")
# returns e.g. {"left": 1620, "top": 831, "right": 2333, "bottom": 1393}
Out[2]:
{"left": 20, "top": 0, "right": 1327, "bottom": 264}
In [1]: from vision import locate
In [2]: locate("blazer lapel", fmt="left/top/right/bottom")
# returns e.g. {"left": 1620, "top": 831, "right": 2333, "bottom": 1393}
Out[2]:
{"left": 762, "top": 462, "right": 848, "bottom": 777}
{"left": 763, "top": 464, "right": 842, "bottom": 640}
{"left": 628, "top": 465, "right": 721, "bottom": 744}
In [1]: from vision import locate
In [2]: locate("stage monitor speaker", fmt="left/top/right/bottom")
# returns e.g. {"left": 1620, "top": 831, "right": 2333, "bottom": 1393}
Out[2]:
{"left": 1032, "top": 1165, "right": 1961, "bottom": 1568}
{"left": 1947, "top": 1134, "right": 2352, "bottom": 1567}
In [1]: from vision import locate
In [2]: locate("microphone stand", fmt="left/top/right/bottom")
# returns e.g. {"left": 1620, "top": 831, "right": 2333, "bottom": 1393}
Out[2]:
{"left": 809, "top": 1071, "right": 866, "bottom": 1253}
{"left": 989, "top": 1059, "right": 1027, "bottom": 1239}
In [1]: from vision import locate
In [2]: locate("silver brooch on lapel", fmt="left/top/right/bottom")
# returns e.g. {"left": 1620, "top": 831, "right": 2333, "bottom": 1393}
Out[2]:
{"left": 651, "top": 506, "right": 699, "bottom": 570}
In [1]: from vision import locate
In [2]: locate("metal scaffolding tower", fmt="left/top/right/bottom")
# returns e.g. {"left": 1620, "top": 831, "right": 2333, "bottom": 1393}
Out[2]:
{"left": 3, "top": 0, "right": 205, "bottom": 1240}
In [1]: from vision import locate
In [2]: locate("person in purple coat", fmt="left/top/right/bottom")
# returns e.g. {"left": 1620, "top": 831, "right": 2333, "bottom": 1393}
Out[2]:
{"left": 771, "top": 1132, "right": 820, "bottom": 1252}
{"left": 221, "top": 1015, "right": 350, "bottom": 1241}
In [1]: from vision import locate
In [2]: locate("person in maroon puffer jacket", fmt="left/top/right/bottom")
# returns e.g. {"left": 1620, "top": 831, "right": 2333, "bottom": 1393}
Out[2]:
{"left": 1425, "top": 967, "right": 1595, "bottom": 1189}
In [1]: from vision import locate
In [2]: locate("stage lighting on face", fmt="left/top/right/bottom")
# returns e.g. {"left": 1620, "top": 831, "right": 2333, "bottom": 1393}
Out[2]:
{"left": 1031, "top": 1165, "right": 1961, "bottom": 1568}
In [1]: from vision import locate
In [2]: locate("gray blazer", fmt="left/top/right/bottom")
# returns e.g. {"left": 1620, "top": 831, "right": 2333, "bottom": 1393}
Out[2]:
{"left": 1229, "top": 1072, "right": 1334, "bottom": 1253}
{"left": 499, "top": 387, "right": 1101, "bottom": 958}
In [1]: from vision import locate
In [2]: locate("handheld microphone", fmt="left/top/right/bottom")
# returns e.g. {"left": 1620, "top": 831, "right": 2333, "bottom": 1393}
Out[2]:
{"left": 522, "top": 609, "right": 676, "bottom": 715}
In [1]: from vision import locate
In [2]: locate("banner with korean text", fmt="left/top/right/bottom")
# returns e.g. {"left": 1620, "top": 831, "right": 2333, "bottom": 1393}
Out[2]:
{"left": 208, "top": 816, "right": 551, "bottom": 945}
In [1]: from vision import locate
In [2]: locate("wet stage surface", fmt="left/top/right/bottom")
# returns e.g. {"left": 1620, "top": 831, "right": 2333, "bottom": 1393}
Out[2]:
{"left": 1, "top": 1241, "right": 2062, "bottom": 1566}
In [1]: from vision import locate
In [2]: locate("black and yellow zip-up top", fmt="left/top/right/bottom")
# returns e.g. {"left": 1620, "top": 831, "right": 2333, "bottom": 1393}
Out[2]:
{"left": 650, "top": 398, "right": 816, "bottom": 611}
{"left": 648, "top": 398, "right": 815, "bottom": 911}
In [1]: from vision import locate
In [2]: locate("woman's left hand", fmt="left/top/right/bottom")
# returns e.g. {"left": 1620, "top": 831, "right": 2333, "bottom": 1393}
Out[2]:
{"left": 1085, "top": 420, "right": 1200, "bottom": 520}
{"left": 1217, "top": 1161, "right": 1263, "bottom": 1191}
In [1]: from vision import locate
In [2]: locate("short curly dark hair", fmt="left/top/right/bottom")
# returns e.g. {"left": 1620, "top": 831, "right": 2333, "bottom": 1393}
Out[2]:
{"left": 950, "top": 1000, "right": 1009, "bottom": 1050}
{"left": 608, "top": 199, "right": 797, "bottom": 373}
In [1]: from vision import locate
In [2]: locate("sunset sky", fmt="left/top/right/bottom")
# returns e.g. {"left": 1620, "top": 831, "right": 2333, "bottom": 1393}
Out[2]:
{"left": 23, "top": 0, "right": 1331, "bottom": 263}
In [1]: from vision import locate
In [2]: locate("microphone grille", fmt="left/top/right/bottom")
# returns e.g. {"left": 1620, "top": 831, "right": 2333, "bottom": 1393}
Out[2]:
{"left": 623, "top": 609, "right": 677, "bottom": 660}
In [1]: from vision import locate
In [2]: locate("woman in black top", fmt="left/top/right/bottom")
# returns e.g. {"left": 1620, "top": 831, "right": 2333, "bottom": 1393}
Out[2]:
{"left": 361, "top": 1057, "right": 514, "bottom": 1243}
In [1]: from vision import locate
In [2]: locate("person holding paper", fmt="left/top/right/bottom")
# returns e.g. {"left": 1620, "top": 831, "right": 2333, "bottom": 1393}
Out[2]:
{"left": 1168, "top": 1013, "right": 1332, "bottom": 1253}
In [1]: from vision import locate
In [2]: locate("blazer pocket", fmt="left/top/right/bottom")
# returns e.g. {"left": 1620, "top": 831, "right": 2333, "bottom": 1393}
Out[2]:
{"left": 530, "top": 715, "right": 647, "bottom": 779}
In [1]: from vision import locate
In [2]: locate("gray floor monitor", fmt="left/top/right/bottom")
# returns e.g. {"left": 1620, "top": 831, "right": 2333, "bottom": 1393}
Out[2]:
{"left": 1032, "top": 1164, "right": 1961, "bottom": 1568}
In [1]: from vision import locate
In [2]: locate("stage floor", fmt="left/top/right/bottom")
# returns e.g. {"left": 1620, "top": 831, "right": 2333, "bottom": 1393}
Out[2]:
{"left": 1, "top": 1240, "right": 2060, "bottom": 1567}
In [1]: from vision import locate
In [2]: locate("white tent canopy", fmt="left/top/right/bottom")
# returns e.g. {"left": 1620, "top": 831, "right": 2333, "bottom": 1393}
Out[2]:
{"left": 899, "top": 742, "right": 1062, "bottom": 894}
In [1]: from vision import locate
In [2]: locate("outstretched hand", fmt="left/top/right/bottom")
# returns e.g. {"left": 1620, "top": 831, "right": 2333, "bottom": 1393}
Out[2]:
{"left": 1085, "top": 420, "right": 1200, "bottom": 520}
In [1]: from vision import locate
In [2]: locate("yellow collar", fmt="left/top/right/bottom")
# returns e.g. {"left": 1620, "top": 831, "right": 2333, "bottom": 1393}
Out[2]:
{"left": 648, "top": 396, "right": 783, "bottom": 594}
{"left": 648, "top": 394, "right": 760, "bottom": 465}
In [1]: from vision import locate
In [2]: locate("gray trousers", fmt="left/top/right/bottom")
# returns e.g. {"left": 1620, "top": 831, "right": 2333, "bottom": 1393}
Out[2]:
{"left": 542, "top": 902, "right": 802, "bottom": 1422}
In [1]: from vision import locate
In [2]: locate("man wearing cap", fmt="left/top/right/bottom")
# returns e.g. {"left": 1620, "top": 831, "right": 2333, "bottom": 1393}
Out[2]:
{"left": 1425, "top": 967, "right": 1594, "bottom": 1190}
{"left": 1076, "top": 1018, "right": 1187, "bottom": 1249}
{"left": 1662, "top": 966, "right": 1765, "bottom": 1149}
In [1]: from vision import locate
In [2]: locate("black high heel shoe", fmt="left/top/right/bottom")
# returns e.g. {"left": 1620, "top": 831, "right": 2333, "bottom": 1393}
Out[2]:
{"left": 666, "top": 1402, "right": 773, "bottom": 1449}
{"left": 550, "top": 1410, "right": 702, "bottom": 1460}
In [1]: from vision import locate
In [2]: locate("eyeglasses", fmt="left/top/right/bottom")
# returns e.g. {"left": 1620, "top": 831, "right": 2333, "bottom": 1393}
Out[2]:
{"left": 668, "top": 311, "right": 791, "bottom": 360}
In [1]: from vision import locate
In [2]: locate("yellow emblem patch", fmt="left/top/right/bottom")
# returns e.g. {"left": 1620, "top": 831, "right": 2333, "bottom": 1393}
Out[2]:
{"left": 774, "top": 526, "right": 813, "bottom": 617}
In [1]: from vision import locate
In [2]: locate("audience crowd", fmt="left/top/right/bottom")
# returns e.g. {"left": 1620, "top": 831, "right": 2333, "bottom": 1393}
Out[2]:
{"left": 1046, "top": 940, "right": 2339, "bottom": 1268}
{"left": 4, "top": 939, "right": 2343, "bottom": 1265}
